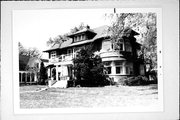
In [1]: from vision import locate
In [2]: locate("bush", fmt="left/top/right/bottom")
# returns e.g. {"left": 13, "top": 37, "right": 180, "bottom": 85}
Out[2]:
{"left": 123, "top": 75, "right": 149, "bottom": 86}
{"left": 72, "top": 47, "right": 110, "bottom": 87}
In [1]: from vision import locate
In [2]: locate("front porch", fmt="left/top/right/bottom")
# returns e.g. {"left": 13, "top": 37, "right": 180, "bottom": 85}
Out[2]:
{"left": 47, "top": 61, "right": 73, "bottom": 88}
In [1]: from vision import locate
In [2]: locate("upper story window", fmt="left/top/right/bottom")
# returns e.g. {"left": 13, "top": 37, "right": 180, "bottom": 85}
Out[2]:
{"left": 67, "top": 49, "right": 73, "bottom": 55}
{"left": 51, "top": 51, "right": 56, "bottom": 59}
{"left": 74, "top": 36, "right": 77, "bottom": 42}
{"left": 118, "top": 38, "right": 124, "bottom": 51}
{"left": 102, "top": 40, "right": 112, "bottom": 52}
{"left": 74, "top": 34, "right": 87, "bottom": 42}
{"left": 36, "top": 63, "right": 39, "bottom": 68}
{"left": 125, "top": 41, "right": 132, "bottom": 52}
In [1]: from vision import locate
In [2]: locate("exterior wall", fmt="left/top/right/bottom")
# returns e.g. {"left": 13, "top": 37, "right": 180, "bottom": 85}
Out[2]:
{"left": 46, "top": 32, "right": 144, "bottom": 86}
{"left": 103, "top": 60, "right": 134, "bottom": 82}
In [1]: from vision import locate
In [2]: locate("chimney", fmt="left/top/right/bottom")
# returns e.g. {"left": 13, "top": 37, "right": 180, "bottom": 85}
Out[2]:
{"left": 86, "top": 25, "right": 90, "bottom": 29}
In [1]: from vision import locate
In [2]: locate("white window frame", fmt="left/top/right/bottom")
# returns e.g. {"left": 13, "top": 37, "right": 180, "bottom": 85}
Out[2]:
{"left": 114, "top": 61, "right": 123, "bottom": 74}
{"left": 118, "top": 38, "right": 124, "bottom": 51}
{"left": 102, "top": 40, "right": 112, "bottom": 52}
{"left": 51, "top": 51, "right": 56, "bottom": 59}
{"left": 103, "top": 61, "right": 112, "bottom": 74}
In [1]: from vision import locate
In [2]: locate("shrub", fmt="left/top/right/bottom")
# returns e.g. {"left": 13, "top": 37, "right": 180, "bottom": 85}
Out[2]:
{"left": 72, "top": 47, "right": 109, "bottom": 87}
{"left": 123, "top": 75, "right": 149, "bottom": 86}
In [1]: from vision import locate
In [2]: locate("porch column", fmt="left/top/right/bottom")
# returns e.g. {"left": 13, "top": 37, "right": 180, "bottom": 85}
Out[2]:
{"left": 20, "top": 72, "right": 22, "bottom": 83}
{"left": 56, "top": 65, "right": 58, "bottom": 81}
{"left": 34, "top": 73, "right": 37, "bottom": 82}
{"left": 30, "top": 72, "right": 32, "bottom": 84}
{"left": 25, "top": 72, "right": 27, "bottom": 84}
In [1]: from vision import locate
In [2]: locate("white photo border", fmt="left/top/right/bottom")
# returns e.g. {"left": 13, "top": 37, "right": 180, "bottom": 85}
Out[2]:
{"left": 13, "top": 8, "right": 163, "bottom": 114}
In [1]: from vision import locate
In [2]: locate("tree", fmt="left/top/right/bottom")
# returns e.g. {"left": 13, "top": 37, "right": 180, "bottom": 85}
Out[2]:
{"left": 39, "top": 62, "right": 47, "bottom": 85}
{"left": 73, "top": 46, "right": 109, "bottom": 87}
{"left": 18, "top": 42, "right": 41, "bottom": 58}
{"left": 106, "top": 12, "right": 157, "bottom": 73}
{"left": 70, "top": 22, "right": 86, "bottom": 34}
{"left": 46, "top": 34, "right": 68, "bottom": 47}
{"left": 47, "top": 23, "right": 87, "bottom": 47}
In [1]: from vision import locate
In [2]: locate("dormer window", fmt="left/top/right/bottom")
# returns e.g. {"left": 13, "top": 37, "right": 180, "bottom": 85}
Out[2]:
{"left": 73, "top": 34, "right": 87, "bottom": 42}
{"left": 74, "top": 36, "right": 77, "bottom": 42}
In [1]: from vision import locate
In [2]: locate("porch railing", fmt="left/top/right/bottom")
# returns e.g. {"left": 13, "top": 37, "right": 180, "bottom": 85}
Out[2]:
{"left": 49, "top": 53, "right": 76, "bottom": 63}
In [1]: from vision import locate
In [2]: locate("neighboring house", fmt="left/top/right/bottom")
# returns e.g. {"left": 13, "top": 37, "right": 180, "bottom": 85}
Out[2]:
{"left": 44, "top": 25, "right": 145, "bottom": 88}
{"left": 19, "top": 55, "right": 48, "bottom": 85}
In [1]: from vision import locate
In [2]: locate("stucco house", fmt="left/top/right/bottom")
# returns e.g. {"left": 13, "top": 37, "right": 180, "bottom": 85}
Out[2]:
{"left": 44, "top": 25, "right": 145, "bottom": 88}
{"left": 19, "top": 55, "right": 48, "bottom": 85}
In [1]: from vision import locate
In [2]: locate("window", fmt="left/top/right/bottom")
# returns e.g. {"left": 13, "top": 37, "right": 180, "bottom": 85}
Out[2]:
{"left": 107, "top": 67, "right": 112, "bottom": 74}
{"left": 119, "top": 43, "right": 123, "bottom": 51}
{"left": 102, "top": 40, "right": 112, "bottom": 51}
{"left": 67, "top": 49, "right": 73, "bottom": 55}
{"left": 116, "top": 66, "right": 122, "bottom": 74}
{"left": 51, "top": 51, "right": 56, "bottom": 59}
{"left": 82, "top": 34, "right": 86, "bottom": 40}
{"left": 80, "top": 35, "right": 83, "bottom": 41}
{"left": 118, "top": 38, "right": 124, "bottom": 51}
{"left": 125, "top": 62, "right": 133, "bottom": 74}
{"left": 114, "top": 61, "right": 123, "bottom": 66}
{"left": 74, "top": 36, "right": 77, "bottom": 42}
{"left": 77, "top": 36, "right": 80, "bottom": 41}
{"left": 115, "top": 61, "right": 123, "bottom": 74}
{"left": 103, "top": 61, "right": 112, "bottom": 74}
{"left": 36, "top": 63, "right": 39, "bottom": 68}
{"left": 103, "top": 61, "right": 111, "bottom": 66}
{"left": 125, "top": 42, "right": 132, "bottom": 52}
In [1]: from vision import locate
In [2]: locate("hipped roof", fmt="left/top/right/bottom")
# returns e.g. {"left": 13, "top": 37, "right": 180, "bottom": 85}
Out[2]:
{"left": 44, "top": 25, "right": 139, "bottom": 52}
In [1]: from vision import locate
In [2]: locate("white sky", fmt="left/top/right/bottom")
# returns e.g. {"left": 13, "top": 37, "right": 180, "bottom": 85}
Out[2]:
{"left": 13, "top": 9, "right": 115, "bottom": 59}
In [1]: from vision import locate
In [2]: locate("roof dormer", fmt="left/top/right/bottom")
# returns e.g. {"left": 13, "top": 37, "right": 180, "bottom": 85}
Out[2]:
{"left": 67, "top": 25, "right": 97, "bottom": 43}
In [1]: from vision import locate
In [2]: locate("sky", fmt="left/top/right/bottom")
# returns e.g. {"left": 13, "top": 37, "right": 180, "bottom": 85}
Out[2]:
{"left": 13, "top": 9, "right": 115, "bottom": 59}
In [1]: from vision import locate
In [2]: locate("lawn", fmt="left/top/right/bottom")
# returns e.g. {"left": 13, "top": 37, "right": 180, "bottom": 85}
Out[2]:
{"left": 20, "top": 84, "right": 158, "bottom": 108}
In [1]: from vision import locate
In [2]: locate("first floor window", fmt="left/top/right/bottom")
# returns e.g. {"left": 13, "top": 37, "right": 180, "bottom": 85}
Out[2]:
{"left": 116, "top": 66, "right": 122, "bottom": 74}
{"left": 107, "top": 67, "right": 112, "bottom": 74}
{"left": 126, "top": 66, "right": 133, "bottom": 74}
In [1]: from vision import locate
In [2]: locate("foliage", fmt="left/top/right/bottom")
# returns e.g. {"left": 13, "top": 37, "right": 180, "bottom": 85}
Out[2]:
{"left": 70, "top": 22, "right": 87, "bottom": 33}
{"left": 19, "top": 42, "right": 41, "bottom": 58}
{"left": 46, "top": 34, "right": 68, "bottom": 47}
{"left": 106, "top": 12, "right": 157, "bottom": 72}
{"left": 72, "top": 46, "right": 110, "bottom": 87}
{"left": 39, "top": 62, "right": 47, "bottom": 85}
{"left": 47, "top": 23, "right": 87, "bottom": 47}
{"left": 122, "top": 75, "right": 149, "bottom": 86}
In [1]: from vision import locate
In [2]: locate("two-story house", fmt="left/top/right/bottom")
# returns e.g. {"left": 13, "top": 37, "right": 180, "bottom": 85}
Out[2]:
{"left": 44, "top": 25, "right": 145, "bottom": 88}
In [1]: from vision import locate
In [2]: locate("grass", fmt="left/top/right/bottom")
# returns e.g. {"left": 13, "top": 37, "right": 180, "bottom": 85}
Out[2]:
{"left": 20, "top": 84, "right": 158, "bottom": 108}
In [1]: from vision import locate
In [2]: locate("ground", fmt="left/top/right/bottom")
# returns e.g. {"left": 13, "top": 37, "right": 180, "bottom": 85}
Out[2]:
{"left": 20, "top": 84, "right": 158, "bottom": 108}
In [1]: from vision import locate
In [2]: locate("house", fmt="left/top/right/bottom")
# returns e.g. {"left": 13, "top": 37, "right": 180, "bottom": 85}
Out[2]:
{"left": 19, "top": 55, "right": 48, "bottom": 85}
{"left": 43, "top": 25, "right": 145, "bottom": 88}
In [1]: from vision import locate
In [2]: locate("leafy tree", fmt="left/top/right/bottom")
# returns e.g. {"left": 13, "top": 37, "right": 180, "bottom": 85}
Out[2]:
{"left": 39, "top": 62, "right": 47, "bottom": 85}
{"left": 46, "top": 23, "right": 87, "bottom": 47}
{"left": 46, "top": 34, "right": 68, "bottom": 47}
{"left": 106, "top": 12, "right": 157, "bottom": 73}
{"left": 18, "top": 42, "right": 41, "bottom": 58}
{"left": 70, "top": 22, "right": 86, "bottom": 34}
{"left": 73, "top": 46, "right": 109, "bottom": 87}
